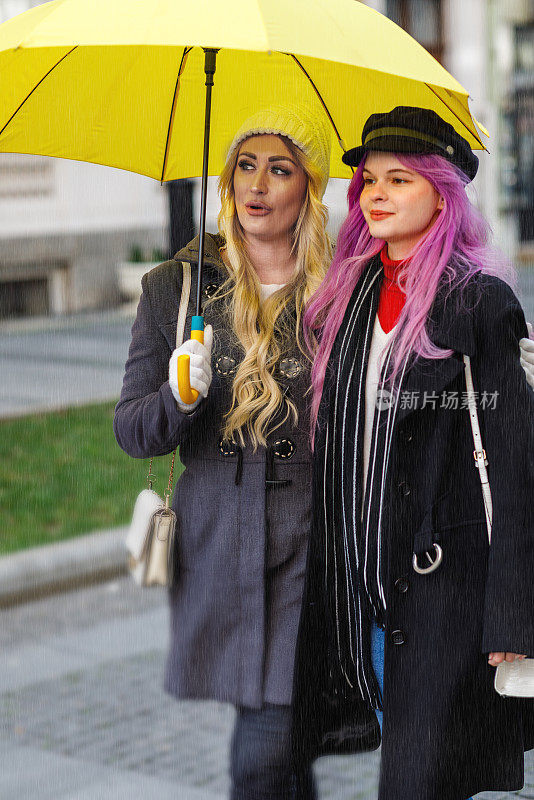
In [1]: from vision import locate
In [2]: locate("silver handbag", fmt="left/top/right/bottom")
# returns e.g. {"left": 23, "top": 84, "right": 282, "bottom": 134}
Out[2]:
{"left": 125, "top": 261, "right": 191, "bottom": 588}
{"left": 464, "top": 355, "right": 534, "bottom": 697}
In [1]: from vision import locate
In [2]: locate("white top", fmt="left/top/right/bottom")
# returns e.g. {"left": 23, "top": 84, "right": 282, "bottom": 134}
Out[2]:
{"left": 362, "top": 315, "right": 397, "bottom": 497}
{"left": 259, "top": 283, "right": 286, "bottom": 303}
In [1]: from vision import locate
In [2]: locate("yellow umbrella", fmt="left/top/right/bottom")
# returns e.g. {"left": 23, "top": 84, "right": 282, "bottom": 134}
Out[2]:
{"left": 0, "top": 0, "right": 487, "bottom": 400}
{"left": 0, "top": 0, "right": 486, "bottom": 181}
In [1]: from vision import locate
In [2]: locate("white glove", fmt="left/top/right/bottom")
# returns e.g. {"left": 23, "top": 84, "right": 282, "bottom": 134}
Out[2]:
{"left": 520, "top": 322, "right": 534, "bottom": 390}
{"left": 168, "top": 324, "right": 213, "bottom": 412}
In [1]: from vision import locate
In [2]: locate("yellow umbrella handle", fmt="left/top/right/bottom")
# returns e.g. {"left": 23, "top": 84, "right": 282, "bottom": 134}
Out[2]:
{"left": 177, "top": 316, "right": 204, "bottom": 405}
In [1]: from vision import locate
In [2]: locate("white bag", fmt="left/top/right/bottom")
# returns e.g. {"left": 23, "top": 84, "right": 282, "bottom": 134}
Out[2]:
{"left": 125, "top": 260, "right": 191, "bottom": 588}
{"left": 464, "top": 355, "right": 534, "bottom": 697}
{"left": 494, "top": 658, "right": 534, "bottom": 698}
{"left": 125, "top": 470, "right": 178, "bottom": 588}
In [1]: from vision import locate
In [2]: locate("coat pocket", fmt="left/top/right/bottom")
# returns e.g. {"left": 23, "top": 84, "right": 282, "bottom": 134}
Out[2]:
{"left": 432, "top": 488, "right": 486, "bottom": 537}
{"left": 412, "top": 489, "right": 486, "bottom": 569}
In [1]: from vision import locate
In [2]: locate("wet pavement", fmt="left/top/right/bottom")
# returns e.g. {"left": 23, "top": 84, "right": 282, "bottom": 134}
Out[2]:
{"left": 0, "top": 577, "right": 532, "bottom": 800}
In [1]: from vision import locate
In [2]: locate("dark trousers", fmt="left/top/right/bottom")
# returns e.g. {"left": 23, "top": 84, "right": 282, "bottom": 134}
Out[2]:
{"left": 230, "top": 704, "right": 317, "bottom": 800}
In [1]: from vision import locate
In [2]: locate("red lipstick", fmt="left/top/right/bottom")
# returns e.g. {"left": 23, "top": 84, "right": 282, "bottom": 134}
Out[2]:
{"left": 370, "top": 211, "right": 393, "bottom": 221}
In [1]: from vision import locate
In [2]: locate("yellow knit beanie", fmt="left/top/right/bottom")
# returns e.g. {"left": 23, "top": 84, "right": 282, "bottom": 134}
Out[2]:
{"left": 228, "top": 104, "right": 331, "bottom": 197}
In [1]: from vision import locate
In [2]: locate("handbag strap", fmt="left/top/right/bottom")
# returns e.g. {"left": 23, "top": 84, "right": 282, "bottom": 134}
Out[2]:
{"left": 463, "top": 354, "right": 493, "bottom": 542}
{"left": 177, "top": 261, "right": 191, "bottom": 348}
{"left": 147, "top": 259, "right": 193, "bottom": 491}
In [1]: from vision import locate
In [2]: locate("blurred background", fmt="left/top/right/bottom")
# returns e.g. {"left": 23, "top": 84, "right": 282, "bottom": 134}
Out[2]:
{"left": 0, "top": 0, "right": 534, "bottom": 800}
{"left": 0, "top": 2, "right": 533, "bottom": 798}
{"left": 2, "top": 0, "right": 533, "bottom": 554}
{"left": 0, "top": 0, "right": 533, "bottom": 322}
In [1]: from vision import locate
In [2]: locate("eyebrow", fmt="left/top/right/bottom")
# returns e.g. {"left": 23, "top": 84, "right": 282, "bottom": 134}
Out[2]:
{"left": 363, "top": 168, "right": 414, "bottom": 176}
{"left": 239, "top": 151, "right": 297, "bottom": 166}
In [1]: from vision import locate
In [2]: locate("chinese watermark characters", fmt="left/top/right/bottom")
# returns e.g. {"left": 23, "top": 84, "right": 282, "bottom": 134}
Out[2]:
{"left": 376, "top": 389, "right": 499, "bottom": 411}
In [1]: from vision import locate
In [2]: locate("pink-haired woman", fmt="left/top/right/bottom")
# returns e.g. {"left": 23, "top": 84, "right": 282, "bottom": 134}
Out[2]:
{"left": 292, "top": 107, "right": 534, "bottom": 800}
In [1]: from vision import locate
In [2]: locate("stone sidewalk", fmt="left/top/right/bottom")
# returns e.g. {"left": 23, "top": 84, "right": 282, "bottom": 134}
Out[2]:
{"left": 0, "top": 307, "right": 135, "bottom": 418}
{"left": 0, "top": 577, "right": 532, "bottom": 800}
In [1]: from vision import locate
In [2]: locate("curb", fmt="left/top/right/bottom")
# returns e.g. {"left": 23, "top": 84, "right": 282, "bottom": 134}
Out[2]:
{"left": 0, "top": 527, "right": 129, "bottom": 608}
{"left": 0, "top": 305, "right": 136, "bottom": 335}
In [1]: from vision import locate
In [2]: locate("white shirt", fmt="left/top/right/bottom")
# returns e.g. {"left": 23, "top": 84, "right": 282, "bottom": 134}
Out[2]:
{"left": 362, "top": 315, "right": 397, "bottom": 497}
{"left": 259, "top": 283, "right": 286, "bottom": 303}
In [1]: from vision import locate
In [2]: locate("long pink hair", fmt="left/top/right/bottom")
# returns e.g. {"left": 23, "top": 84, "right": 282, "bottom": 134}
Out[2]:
{"left": 304, "top": 153, "right": 515, "bottom": 437}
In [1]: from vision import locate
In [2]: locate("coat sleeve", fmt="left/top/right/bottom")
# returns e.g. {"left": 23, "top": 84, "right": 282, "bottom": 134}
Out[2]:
{"left": 475, "top": 281, "right": 534, "bottom": 656}
{"left": 113, "top": 271, "right": 202, "bottom": 458}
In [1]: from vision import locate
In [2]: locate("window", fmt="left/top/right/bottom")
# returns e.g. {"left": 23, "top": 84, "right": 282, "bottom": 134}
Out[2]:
{"left": 386, "top": 0, "right": 444, "bottom": 63}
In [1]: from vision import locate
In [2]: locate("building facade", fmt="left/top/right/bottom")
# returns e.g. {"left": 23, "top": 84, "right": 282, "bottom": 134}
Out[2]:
{"left": 0, "top": 0, "right": 169, "bottom": 317}
{"left": 0, "top": 0, "right": 531, "bottom": 317}
{"left": 366, "top": 0, "right": 534, "bottom": 276}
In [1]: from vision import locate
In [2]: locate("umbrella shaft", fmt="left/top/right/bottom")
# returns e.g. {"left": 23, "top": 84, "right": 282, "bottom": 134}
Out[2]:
{"left": 197, "top": 48, "right": 219, "bottom": 317}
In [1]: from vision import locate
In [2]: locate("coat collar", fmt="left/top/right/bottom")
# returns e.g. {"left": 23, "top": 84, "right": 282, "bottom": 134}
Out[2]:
{"left": 427, "top": 279, "right": 476, "bottom": 357}
{"left": 321, "top": 257, "right": 478, "bottom": 427}
{"left": 173, "top": 232, "right": 227, "bottom": 271}
{"left": 393, "top": 277, "right": 477, "bottom": 424}
{"left": 364, "top": 254, "right": 476, "bottom": 356}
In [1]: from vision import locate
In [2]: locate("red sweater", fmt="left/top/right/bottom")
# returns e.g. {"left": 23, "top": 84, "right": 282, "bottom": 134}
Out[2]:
{"left": 378, "top": 246, "right": 407, "bottom": 333}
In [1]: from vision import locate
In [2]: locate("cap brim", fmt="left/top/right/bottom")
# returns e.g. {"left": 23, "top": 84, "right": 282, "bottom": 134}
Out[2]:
{"left": 342, "top": 138, "right": 478, "bottom": 181}
{"left": 341, "top": 145, "right": 365, "bottom": 167}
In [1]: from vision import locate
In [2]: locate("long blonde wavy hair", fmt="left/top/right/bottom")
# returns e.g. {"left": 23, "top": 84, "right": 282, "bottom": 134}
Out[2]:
{"left": 214, "top": 134, "right": 332, "bottom": 449}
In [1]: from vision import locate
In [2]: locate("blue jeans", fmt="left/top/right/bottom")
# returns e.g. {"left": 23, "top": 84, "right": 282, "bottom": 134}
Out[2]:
{"left": 371, "top": 621, "right": 385, "bottom": 732}
{"left": 230, "top": 703, "right": 317, "bottom": 800}
{"left": 371, "top": 622, "right": 473, "bottom": 800}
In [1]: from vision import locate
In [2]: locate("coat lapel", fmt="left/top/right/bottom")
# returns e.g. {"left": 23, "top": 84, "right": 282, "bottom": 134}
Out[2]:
{"left": 394, "top": 282, "right": 476, "bottom": 424}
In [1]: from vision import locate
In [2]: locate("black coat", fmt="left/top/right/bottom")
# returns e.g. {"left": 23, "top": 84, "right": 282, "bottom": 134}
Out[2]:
{"left": 292, "top": 271, "right": 534, "bottom": 800}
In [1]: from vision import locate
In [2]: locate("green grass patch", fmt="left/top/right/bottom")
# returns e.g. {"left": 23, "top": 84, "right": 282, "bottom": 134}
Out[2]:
{"left": 0, "top": 402, "right": 182, "bottom": 555}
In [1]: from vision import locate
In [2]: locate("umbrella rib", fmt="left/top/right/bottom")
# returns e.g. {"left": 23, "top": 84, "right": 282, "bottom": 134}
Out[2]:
{"left": 424, "top": 83, "right": 486, "bottom": 150}
{"left": 0, "top": 46, "right": 78, "bottom": 139}
{"left": 160, "top": 46, "right": 192, "bottom": 183}
{"left": 289, "top": 54, "right": 349, "bottom": 160}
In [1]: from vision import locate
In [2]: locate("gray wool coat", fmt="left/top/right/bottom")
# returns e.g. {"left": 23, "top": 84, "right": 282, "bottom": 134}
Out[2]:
{"left": 114, "top": 233, "right": 313, "bottom": 709}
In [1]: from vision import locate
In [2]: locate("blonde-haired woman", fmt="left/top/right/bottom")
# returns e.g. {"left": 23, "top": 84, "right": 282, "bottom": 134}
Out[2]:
{"left": 114, "top": 106, "right": 331, "bottom": 799}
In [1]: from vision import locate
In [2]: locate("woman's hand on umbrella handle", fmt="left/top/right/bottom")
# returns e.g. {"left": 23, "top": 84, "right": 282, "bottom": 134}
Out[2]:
{"left": 169, "top": 324, "right": 213, "bottom": 413}
{"left": 488, "top": 652, "right": 527, "bottom": 666}
{"left": 520, "top": 324, "right": 534, "bottom": 389}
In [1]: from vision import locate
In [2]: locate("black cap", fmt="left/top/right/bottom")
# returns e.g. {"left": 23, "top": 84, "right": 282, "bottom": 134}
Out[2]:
{"left": 342, "top": 106, "right": 479, "bottom": 182}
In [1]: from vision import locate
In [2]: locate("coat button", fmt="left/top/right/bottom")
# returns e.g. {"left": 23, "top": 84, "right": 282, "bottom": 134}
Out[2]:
{"left": 394, "top": 577, "right": 409, "bottom": 594}
{"left": 279, "top": 357, "right": 302, "bottom": 379}
{"left": 391, "top": 629, "right": 406, "bottom": 646}
{"left": 214, "top": 355, "right": 237, "bottom": 376}
{"left": 218, "top": 437, "right": 238, "bottom": 457}
{"left": 273, "top": 438, "right": 296, "bottom": 459}
{"left": 398, "top": 481, "right": 411, "bottom": 496}
{"left": 203, "top": 282, "right": 219, "bottom": 299}
{"left": 401, "top": 429, "right": 413, "bottom": 443}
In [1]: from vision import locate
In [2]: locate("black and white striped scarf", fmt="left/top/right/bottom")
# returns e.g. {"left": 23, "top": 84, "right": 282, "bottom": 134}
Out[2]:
{"left": 313, "top": 256, "right": 409, "bottom": 709}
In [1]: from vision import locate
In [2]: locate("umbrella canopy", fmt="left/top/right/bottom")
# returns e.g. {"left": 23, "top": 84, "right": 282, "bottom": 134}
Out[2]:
{"left": 0, "top": 0, "right": 486, "bottom": 182}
